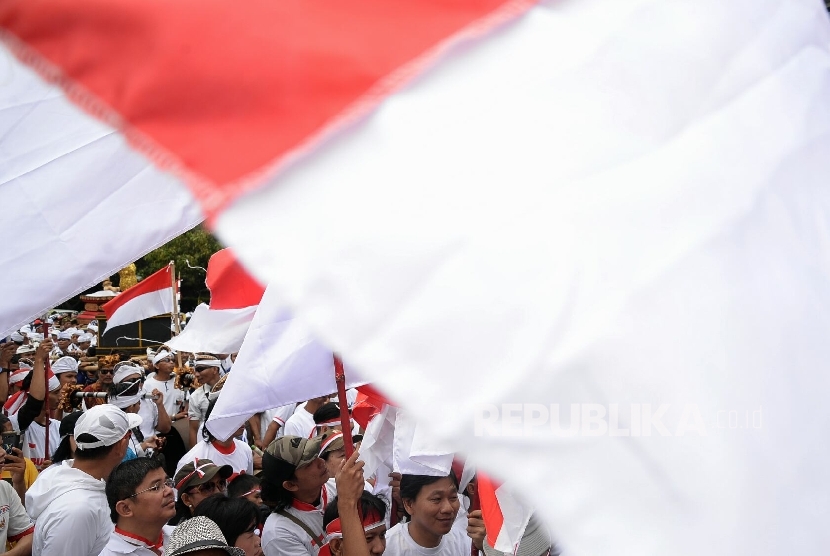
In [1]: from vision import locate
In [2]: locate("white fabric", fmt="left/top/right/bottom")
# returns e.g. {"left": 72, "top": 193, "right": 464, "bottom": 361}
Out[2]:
{"left": 487, "top": 482, "right": 534, "bottom": 554}
{"left": 137, "top": 397, "right": 160, "bottom": 439}
{"left": 26, "top": 459, "right": 113, "bottom": 556}
{"left": 176, "top": 438, "right": 254, "bottom": 480}
{"left": 207, "top": 286, "right": 367, "bottom": 441}
{"left": 212, "top": 0, "right": 830, "bottom": 553}
{"left": 0, "top": 46, "right": 202, "bottom": 338}
{"left": 384, "top": 522, "right": 469, "bottom": 556}
{"left": 166, "top": 303, "right": 258, "bottom": 354}
{"left": 392, "top": 411, "right": 453, "bottom": 477}
{"left": 263, "top": 403, "right": 296, "bottom": 439}
{"left": 0, "top": 480, "right": 33, "bottom": 547}
{"left": 282, "top": 406, "right": 317, "bottom": 439}
{"left": 143, "top": 373, "right": 186, "bottom": 419}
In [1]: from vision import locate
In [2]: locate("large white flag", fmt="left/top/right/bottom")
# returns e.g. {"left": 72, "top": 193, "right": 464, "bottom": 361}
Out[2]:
{"left": 0, "top": 49, "right": 202, "bottom": 338}
{"left": 4, "top": 1, "right": 830, "bottom": 554}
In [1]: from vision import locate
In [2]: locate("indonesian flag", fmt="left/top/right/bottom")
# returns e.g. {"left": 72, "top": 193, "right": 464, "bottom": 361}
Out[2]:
{"left": 4, "top": 1, "right": 830, "bottom": 554}
{"left": 102, "top": 265, "right": 174, "bottom": 331}
{"left": 166, "top": 248, "right": 264, "bottom": 354}
{"left": 478, "top": 473, "right": 533, "bottom": 555}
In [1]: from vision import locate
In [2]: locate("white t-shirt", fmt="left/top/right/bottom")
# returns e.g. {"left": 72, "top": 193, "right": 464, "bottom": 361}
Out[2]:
{"left": 0, "top": 480, "right": 34, "bottom": 547}
{"left": 188, "top": 384, "right": 212, "bottom": 423}
{"left": 9, "top": 415, "right": 60, "bottom": 470}
{"left": 267, "top": 404, "right": 298, "bottom": 439}
{"left": 385, "top": 522, "right": 470, "bottom": 556}
{"left": 262, "top": 499, "right": 324, "bottom": 556}
{"left": 137, "top": 398, "right": 159, "bottom": 439}
{"left": 99, "top": 526, "right": 171, "bottom": 556}
{"left": 143, "top": 373, "right": 186, "bottom": 418}
{"left": 283, "top": 406, "right": 316, "bottom": 438}
{"left": 176, "top": 439, "right": 253, "bottom": 481}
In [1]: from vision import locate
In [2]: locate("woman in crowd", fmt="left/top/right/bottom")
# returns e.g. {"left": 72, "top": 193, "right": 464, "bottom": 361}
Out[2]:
{"left": 170, "top": 458, "right": 233, "bottom": 526}
{"left": 195, "top": 494, "right": 264, "bottom": 556}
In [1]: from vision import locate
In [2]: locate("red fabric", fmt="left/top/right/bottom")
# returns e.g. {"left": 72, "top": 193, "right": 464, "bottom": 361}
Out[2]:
{"left": 0, "top": 0, "right": 533, "bottom": 219}
{"left": 477, "top": 472, "right": 505, "bottom": 550}
{"left": 101, "top": 265, "right": 171, "bottom": 318}
{"left": 352, "top": 384, "right": 395, "bottom": 429}
{"left": 206, "top": 249, "right": 265, "bottom": 310}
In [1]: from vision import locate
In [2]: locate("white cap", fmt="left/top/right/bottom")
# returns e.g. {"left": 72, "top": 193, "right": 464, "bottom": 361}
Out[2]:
{"left": 9, "top": 332, "right": 23, "bottom": 343}
{"left": 52, "top": 356, "right": 79, "bottom": 375}
{"left": 152, "top": 350, "right": 172, "bottom": 366}
{"left": 15, "top": 345, "right": 35, "bottom": 356}
{"left": 74, "top": 405, "right": 142, "bottom": 450}
{"left": 86, "top": 322, "right": 99, "bottom": 332}
{"left": 112, "top": 362, "right": 144, "bottom": 384}
{"left": 58, "top": 331, "right": 73, "bottom": 340}
{"left": 77, "top": 333, "right": 93, "bottom": 344}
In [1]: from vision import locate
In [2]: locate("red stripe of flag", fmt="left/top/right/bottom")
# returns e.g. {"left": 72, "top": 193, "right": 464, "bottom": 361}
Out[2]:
{"left": 477, "top": 472, "right": 506, "bottom": 551}
{"left": 0, "top": 0, "right": 534, "bottom": 218}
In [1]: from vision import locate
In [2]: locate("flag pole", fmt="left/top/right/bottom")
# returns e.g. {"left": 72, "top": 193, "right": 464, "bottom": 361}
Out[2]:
{"left": 469, "top": 482, "right": 480, "bottom": 556}
{"left": 333, "top": 354, "right": 354, "bottom": 457}
{"left": 40, "top": 321, "right": 51, "bottom": 459}
{"left": 170, "top": 261, "right": 183, "bottom": 369}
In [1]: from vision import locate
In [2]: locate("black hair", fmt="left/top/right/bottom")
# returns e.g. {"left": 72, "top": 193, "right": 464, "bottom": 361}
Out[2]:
{"left": 201, "top": 399, "right": 218, "bottom": 443}
{"left": 399, "top": 472, "right": 459, "bottom": 518}
{"left": 260, "top": 451, "right": 298, "bottom": 511}
{"left": 105, "top": 457, "right": 164, "bottom": 523}
{"left": 117, "top": 351, "right": 131, "bottom": 362}
{"left": 228, "top": 474, "right": 261, "bottom": 498}
{"left": 74, "top": 434, "right": 119, "bottom": 461}
{"left": 194, "top": 494, "right": 261, "bottom": 545}
{"left": 313, "top": 402, "right": 341, "bottom": 425}
{"left": 52, "top": 412, "right": 83, "bottom": 464}
{"left": 0, "top": 415, "right": 10, "bottom": 431}
{"left": 323, "top": 490, "right": 388, "bottom": 529}
{"left": 170, "top": 498, "right": 192, "bottom": 527}
{"left": 20, "top": 371, "right": 33, "bottom": 392}
{"left": 108, "top": 380, "right": 142, "bottom": 398}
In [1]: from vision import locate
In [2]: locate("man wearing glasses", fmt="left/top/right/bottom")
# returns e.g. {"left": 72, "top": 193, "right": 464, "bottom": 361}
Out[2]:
{"left": 187, "top": 354, "right": 223, "bottom": 447}
{"left": 26, "top": 404, "right": 142, "bottom": 556}
{"left": 83, "top": 354, "right": 119, "bottom": 409}
{"left": 170, "top": 458, "right": 233, "bottom": 525}
{"left": 100, "top": 458, "right": 177, "bottom": 556}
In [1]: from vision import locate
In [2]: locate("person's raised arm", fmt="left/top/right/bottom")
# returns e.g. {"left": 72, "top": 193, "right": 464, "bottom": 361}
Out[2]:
{"left": 336, "top": 450, "right": 370, "bottom": 556}
{"left": 29, "top": 340, "right": 51, "bottom": 402}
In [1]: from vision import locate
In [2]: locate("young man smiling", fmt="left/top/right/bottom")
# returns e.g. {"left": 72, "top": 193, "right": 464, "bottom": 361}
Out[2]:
{"left": 100, "top": 458, "right": 176, "bottom": 556}
{"left": 260, "top": 435, "right": 330, "bottom": 556}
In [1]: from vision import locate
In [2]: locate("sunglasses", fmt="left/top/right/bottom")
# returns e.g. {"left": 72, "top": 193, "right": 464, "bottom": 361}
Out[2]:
{"left": 99, "top": 369, "right": 114, "bottom": 375}
{"left": 187, "top": 478, "right": 228, "bottom": 496}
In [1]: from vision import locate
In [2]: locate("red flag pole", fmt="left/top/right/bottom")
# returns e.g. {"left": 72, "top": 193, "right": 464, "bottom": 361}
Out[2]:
{"left": 40, "top": 321, "right": 51, "bottom": 459}
{"left": 333, "top": 354, "right": 354, "bottom": 457}
{"left": 469, "top": 479, "right": 480, "bottom": 556}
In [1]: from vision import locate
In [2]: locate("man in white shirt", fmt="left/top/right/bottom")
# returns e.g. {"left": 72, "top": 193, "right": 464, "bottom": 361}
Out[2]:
{"left": 100, "top": 457, "right": 176, "bottom": 556}
{"left": 261, "top": 435, "right": 330, "bottom": 556}
{"left": 26, "top": 404, "right": 141, "bottom": 556}
{"left": 188, "top": 354, "right": 223, "bottom": 447}
{"left": 143, "top": 349, "right": 188, "bottom": 475}
{"left": 283, "top": 397, "right": 329, "bottom": 438}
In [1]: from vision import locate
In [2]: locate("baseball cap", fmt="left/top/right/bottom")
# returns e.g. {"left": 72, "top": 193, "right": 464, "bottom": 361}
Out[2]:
{"left": 163, "top": 516, "right": 244, "bottom": 556}
{"left": 74, "top": 405, "right": 142, "bottom": 450}
{"left": 266, "top": 435, "right": 324, "bottom": 470}
{"left": 174, "top": 458, "right": 233, "bottom": 492}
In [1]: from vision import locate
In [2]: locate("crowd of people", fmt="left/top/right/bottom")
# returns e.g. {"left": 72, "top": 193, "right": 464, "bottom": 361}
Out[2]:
{"left": 0, "top": 315, "right": 557, "bottom": 556}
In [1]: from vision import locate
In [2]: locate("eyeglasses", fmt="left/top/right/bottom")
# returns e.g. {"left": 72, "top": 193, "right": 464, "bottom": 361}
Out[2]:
{"left": 187, "top": 478, "right": 227, "bottom": 495}
{"left": 129, "top": 478, "right": 175, "bottom": 498}
{"left": 157, "top": 358, "right": 173, "bottom": 364}
{"left": 99, "top": 369, "right": 114, "bottom": 375}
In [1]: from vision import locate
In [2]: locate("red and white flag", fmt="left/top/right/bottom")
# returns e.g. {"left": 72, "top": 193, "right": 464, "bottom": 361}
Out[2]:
{"left": 102, "top": 265, "right": 174, "bottom": 331}
{"left": 478, "top": 473, "right": 533, "bottom": 555}
{"left": 4, "top": 1, "right": 830, "bottom": 554}
{"left": 166, "top": 248, "right": 264, "bottom": 354}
